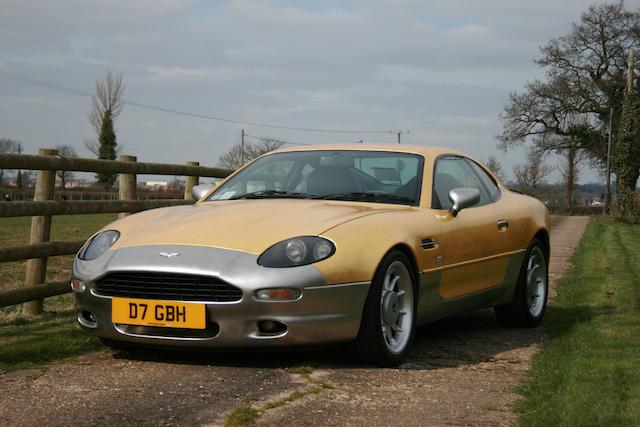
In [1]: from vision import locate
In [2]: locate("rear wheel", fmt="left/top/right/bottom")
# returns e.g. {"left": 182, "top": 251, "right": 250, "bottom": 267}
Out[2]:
{"left": 350, "top": 250, "right": 417, "bottom": 366}
{"left": 494, "top": 238, "right": 548, "bottom": 327}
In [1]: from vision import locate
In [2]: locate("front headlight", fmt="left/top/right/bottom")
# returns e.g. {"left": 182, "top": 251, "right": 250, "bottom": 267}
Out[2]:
{"left": 78, "top": 230, "right": 120, "bottom": 261}
{"left": 258, "top": 236, "right": 335, "bottom": 268}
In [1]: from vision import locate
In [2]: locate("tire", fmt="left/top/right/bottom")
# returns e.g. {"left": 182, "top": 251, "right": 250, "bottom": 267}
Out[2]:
{"left": 494, "top": 238, "right": 548, "bottom": 327}
{"left": 350, "top": 250, "right": 417, "bottom": 367}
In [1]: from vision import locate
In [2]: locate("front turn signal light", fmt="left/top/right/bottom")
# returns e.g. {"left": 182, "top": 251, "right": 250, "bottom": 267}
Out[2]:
{"left": 254, "top": 288, "right": 301, "bottom": 301}
{"left": 71, "top": 279, "right": 86, "bottom": 293}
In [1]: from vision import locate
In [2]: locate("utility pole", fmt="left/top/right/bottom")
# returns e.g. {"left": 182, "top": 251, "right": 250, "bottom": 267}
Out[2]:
{"left": 396, "top": 130, "right": 409, "bottom": 144}
{"left": 240, "top": 129, "right": 245, "bottom": 166}
{"left": 396, "top": 130, "right": 411, "bottom": 144}
{"left": 604, "top": 106, "right": 613, "bottom": 215}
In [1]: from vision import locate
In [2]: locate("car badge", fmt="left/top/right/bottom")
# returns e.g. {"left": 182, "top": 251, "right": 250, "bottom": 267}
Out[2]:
{"left": 159, "top": 252, "right": 180, "bottom": 258}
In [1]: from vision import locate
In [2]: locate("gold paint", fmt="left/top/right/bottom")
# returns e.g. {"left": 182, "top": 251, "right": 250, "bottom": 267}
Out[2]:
{"left": 439, "top": 257, "right": 510, "bottom": 299}
{"left": 94, "top": 144, "right": 549, "bottom": 294}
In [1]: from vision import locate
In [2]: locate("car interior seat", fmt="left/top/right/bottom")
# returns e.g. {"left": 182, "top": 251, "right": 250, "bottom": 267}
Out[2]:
{"left": 306, "top": 165, "right": 360, "bottom": 196}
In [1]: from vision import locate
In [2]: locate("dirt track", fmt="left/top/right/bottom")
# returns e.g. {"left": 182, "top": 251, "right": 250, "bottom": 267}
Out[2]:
{"left": 0, "top": 216, "right": 590, "bottom": 427}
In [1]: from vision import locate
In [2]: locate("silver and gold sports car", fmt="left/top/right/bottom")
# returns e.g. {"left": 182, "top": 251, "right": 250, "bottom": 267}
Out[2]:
{"left": 73, "top": 144, "right": 550, "bottom": 366}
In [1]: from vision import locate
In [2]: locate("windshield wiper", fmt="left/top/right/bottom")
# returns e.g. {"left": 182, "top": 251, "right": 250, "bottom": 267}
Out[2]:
{"left": 313, "top": 192, "right": 416, "bottom": 205}
{"left": 228, "top": 190, "right": 313, "bottom": 200}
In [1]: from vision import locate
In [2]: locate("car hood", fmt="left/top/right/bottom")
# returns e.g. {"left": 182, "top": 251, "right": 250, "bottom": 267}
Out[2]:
{"left": 109, "top": 199, "right": 403, "bottom": 254}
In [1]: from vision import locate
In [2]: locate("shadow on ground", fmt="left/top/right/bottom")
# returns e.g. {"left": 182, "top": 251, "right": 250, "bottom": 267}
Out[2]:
{"left": 110, "top": 306, "right": 576, "bottom": 371}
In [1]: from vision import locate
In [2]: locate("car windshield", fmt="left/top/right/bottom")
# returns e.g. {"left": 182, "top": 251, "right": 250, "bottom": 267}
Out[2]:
{"left": 208, "top": 150, "right": 424, "bottom": 206}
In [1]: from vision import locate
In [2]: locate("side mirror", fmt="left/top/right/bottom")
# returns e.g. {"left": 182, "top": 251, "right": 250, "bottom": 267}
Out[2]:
{"left": 191, "top": 183, "right": 215, "bottom": 200}
{"left": 448, "top": 188, "right": 480, "bottom": 217}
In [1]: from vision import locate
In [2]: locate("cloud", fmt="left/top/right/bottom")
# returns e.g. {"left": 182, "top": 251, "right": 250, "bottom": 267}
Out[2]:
{"left": 2, "top": 0, "right": 639, "bottom": 181}
{"left": 147, "top": 66, "right": 209, "bottom": 81}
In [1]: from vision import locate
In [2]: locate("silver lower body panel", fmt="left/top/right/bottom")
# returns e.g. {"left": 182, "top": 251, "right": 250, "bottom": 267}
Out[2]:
{"left": 73, "top": 245, "right": 370, "bottom": 348}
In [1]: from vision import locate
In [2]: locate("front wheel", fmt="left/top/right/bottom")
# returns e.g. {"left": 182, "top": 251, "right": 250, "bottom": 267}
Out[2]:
{"left": 350, "top": 250, "right": 417, "bottom": 366}
{"left": 494, "top": 238, "right": 548, "bottom": 327}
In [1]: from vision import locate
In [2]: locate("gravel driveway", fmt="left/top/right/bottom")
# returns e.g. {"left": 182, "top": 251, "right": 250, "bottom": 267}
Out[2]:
{"left": 0, "top": 216, "right": 590, "bottom": 427}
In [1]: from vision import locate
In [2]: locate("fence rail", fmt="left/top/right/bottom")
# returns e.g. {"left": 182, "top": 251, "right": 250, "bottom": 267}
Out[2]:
{"left": 0, "top": 240, "right": 85, "bottom": 263}
{"left": 0, "top": 153, "right": 229, "bottom": 177}
{"left": 0, "top": 149, "right": 232, "bottom": 314}
{"left": 0, "top": 199, "right": 192, "bottom": 218}
{"left": 0, "top": 282, "right": 70, "bottom": 308}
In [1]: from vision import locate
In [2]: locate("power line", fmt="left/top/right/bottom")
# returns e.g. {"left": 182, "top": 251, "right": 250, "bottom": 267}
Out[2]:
{"left": 244, "top": 133, "right": 311, "bottom": 146}
{"left": 0, "top": 69, "right": 398, "bottom": 135}
{"left": 403, "top": 133, "right": 424, "bottom": 145}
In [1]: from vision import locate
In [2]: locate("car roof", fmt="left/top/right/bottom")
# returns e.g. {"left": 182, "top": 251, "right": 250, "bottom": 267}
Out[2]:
{"left": 271, "top": 143, "right": 466, "bottom": 158}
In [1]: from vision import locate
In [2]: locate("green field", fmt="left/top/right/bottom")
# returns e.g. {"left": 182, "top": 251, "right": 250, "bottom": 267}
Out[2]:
{"left": 0, "top": 214, "right": 117, "bottom": 371}
{"left": 518, "top": 218, "right": 640, "bottom": 426}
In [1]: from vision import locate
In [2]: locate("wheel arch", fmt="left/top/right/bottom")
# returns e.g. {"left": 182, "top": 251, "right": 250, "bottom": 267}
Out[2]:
{"left": 385, "top": 243, "right": 420, "bottom": 290}
{"left": 533, "top": 228, "right": 550, "bottom": 265}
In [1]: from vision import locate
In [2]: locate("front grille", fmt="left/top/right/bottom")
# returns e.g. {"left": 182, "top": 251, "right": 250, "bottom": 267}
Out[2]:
{"left": 94, "top": 271, "right": 242, "bottom": 302}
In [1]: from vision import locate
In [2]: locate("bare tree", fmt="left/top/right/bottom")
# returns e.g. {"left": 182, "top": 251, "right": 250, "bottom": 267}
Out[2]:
{"left": 498, "top": 2, "right": 640, "bottom": 177}
{"left": 218, "top": 137, "right": 286, "bottom": 169}
{"left": 484, "top": 155, "right": 505, "bottom": 182}
{"left": 54, "top": 145, "right": 78, "bottom": 189}
{"left": 0, "top": 138, "right": 17, "bottom": 152}
{"left": 18, "top": 170, "right": 34, "bottom": 188}
{"left": 88, "top": 70, "right": 125, "bottom": 135}
{"left": 512, "top": 147, "right": 553, "bottom": 200}
{"left": 0, "top": 137, "right": 19, "bottom": 186}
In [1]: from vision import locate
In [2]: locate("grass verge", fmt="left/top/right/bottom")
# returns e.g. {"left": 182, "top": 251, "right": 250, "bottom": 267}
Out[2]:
{"left": 518, "top": 218, "right": 640, "bottom": 426}
{"left": 0, "top": 295, "right": 104, "bottom": 372}
{"left": 0, "top": 214, "right": 117, "bottom": 371}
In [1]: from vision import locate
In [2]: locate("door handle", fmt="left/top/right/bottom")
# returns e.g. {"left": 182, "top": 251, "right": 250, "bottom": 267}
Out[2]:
{"left": 421, "top": 238, "right": 442, "bottom": 249}
{"left": 496, "top": 219, "right": 509, "bottom": 231}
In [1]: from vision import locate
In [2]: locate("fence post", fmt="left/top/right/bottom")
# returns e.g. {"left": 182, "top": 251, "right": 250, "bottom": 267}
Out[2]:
{"left": 23, "top": 148, "right": 57, "bottom": 315}
{"left": 184, "top": 161, "right": 200, "bottom": 201}
{"left": 118, "top": 155, "right": 137, "bottom": 218}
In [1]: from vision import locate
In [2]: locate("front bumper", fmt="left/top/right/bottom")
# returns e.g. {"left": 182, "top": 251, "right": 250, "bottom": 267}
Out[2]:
{"left": 73, "top": 245, "right": 370, "bottom": 348}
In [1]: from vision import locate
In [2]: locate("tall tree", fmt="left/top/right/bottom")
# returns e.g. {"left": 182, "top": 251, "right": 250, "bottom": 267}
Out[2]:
{"left": 54, "top": 145, "right": 78, "bottom": 189}
{"left": 218, "top": 137, "right": 286, "bottom": 169}
{"left": 559, "top": 144, "right": 582, "bottom": 211}
{"left": 14, "top": 141, "right": 24, "bottom": 188}
{"left": 88, "top": 70, "right": 125, "bottom": 135}
{"left": 612, "top": 51, "right": 640, "bottom": 222}
{"left": 96, "top": 111, "right": 117, "bottom": 188}
{"left": 86, "top": 70, "right": 124, "bottom": 187}
{"left": 498, "top": 2, "right": 640, "bottom": 209}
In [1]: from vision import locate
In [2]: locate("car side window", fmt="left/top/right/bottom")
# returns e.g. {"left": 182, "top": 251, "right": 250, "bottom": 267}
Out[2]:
{"left": 466, "top": 159, "right": 501, "bottom": 201}
{"left": 432, "top": 156, "right": 492, "bottom": 209}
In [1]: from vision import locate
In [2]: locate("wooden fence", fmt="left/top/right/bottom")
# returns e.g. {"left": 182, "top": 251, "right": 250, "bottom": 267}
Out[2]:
{"left": 0, "top": 149, "right": 232, "bottom": 314}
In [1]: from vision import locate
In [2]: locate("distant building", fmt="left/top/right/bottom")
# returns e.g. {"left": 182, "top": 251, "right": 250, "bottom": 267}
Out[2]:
{"left": 65, "top": 179, "right": 92, "bottom": 188}
{"left": 143, "top": 180, "right": 170, "bottom": 189}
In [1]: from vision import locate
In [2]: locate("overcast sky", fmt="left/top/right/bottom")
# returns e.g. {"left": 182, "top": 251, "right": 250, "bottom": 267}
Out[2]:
{"left": 2, "top": 0, "right": 639, "bottom": 182}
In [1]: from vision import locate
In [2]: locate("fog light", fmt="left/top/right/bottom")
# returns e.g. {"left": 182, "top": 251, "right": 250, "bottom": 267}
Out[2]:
{"left": 255, "top": 288, "right": 301, "bottom": 301}
{"left": 77, "top": 309, "right": 97, "bottom": 328}
{"left": 257, "top": 320, "right": 287, "bottom": 335}
{"left": 71, "top": 279, "right": 86, "bottom": 293}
